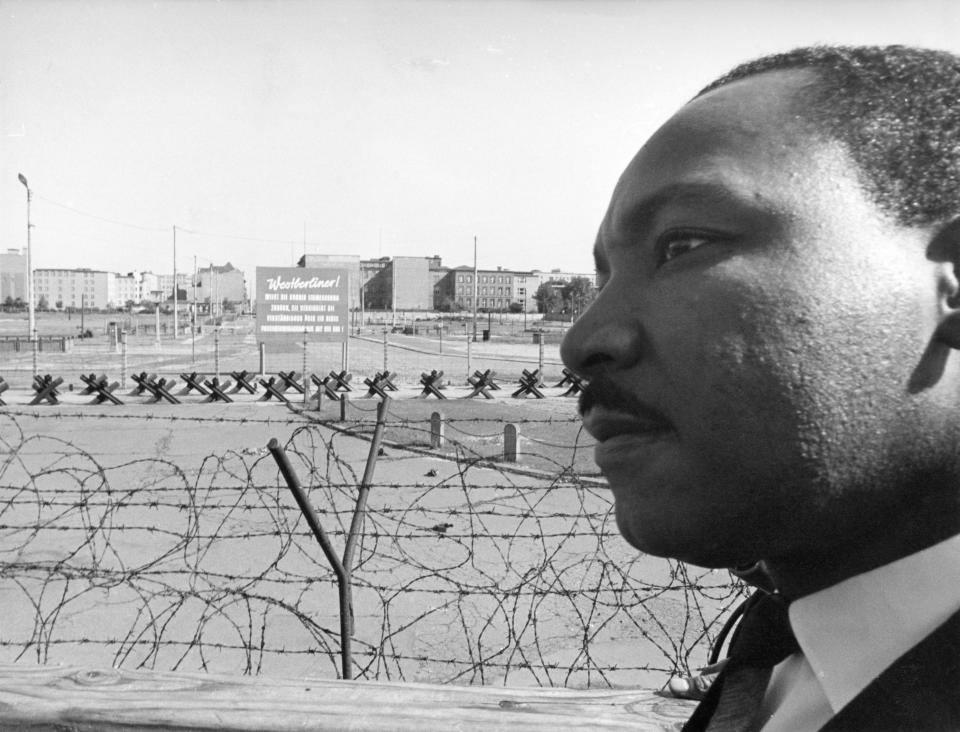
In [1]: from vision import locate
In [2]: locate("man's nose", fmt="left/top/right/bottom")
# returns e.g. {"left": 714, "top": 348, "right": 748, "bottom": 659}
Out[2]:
{"left": 560, "top": 288, "right": 644, "bottom": 378}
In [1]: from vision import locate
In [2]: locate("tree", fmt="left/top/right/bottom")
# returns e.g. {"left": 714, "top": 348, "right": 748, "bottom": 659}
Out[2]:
{"left": 533, "top": 280, "right": 564, "bottom": 314}
{"left": 438, "top": 296, "right": 461, "bottom": 313}
{"left": 561, "top": 277, "right": 597, "bottom": 316}
{"left": 37, "top": 295, "right": 49, "bottom": 311}
{"left": 3, "top": 296, "right": 13, "bottom": 311}
{"left": 508, "top": 302, "right": 523, "bottom": 314}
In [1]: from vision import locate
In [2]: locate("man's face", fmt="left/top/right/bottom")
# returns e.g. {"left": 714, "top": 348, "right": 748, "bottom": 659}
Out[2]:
{"left": 561, "top": 69, "right": 959, "bottom": 569}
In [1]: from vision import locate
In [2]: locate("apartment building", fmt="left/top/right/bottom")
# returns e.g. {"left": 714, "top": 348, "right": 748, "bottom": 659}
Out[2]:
{"left": 0, "top": 249, "right": 27, "bottom": 303}
{"left": 436, "top": 266, "right": 516, "bottom": 312}
{"left": 34, "top": 268, "right": 113, "bottom": 309}
{"left": 195, "top": 263, "right": 247, "bottom": 308}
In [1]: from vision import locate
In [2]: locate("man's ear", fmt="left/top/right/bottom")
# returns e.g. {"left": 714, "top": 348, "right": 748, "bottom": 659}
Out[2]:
{"left": 930, "top": 218, "right": 960, "bottom": 349}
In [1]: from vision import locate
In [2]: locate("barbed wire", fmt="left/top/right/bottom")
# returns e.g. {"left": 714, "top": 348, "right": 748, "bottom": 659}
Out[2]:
{"left": 0, "top": 409, "right": 747, "bottom": 688}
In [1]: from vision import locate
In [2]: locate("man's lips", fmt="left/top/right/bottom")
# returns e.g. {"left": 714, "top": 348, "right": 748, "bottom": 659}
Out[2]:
{"left": 581, "top": 405, "right": 674, "bottom": 442}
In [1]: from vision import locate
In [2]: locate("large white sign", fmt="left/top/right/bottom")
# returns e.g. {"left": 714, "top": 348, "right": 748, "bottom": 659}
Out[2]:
{"left": 256, "top": 266, "right": 349, "bottom": 344}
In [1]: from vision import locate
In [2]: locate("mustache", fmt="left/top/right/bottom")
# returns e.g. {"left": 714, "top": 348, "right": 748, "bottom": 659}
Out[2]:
{"left": 578, "top": 373, "right": 658, "bottom": 418}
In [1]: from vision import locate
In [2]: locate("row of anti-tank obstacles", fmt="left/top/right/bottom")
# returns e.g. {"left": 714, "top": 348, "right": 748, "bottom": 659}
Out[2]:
{"left": 0, "top": 366, "right": 586, "bottom": 407}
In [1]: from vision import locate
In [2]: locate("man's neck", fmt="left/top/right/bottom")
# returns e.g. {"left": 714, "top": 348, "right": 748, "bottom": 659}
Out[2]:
{"left": 764, "top": 506, "right": 960, "bottom": 600}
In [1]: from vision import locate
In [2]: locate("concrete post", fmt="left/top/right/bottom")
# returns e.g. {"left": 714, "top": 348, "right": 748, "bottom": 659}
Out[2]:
{"left": 430, "top": 411, "right": 445, "bottom": 448}
{"left": 120, "top": 331, "right": 127, "bottom": 388}
{"left": 503, "top": 423, "right": 519, "bottom": 462}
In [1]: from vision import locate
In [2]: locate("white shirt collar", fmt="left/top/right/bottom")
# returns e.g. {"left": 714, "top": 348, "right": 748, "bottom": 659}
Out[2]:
{"left": 787, "top": 532, "right": 960, "bottom": 713}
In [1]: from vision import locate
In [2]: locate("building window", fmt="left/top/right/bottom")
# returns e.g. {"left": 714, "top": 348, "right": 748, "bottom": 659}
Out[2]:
{"left": 457, "top": 275, "right": 463, "bottom": 282}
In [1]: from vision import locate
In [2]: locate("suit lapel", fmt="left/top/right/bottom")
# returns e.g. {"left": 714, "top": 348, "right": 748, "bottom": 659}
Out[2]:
{"left": 821, "top": 607, "right": 960, "bottom": 731}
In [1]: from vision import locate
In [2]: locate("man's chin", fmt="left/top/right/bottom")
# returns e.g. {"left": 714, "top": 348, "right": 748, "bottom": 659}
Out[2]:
{"left": 612, "top": 496, "right": 749, "bottom": 568}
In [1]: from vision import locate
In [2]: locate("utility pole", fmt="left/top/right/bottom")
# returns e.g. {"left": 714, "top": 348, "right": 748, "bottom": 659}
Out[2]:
{"left": 173, "top": 225, "right": 178, "bottom": 338}
{"left": 192, "top": 255, "right": 198, "bottom": 364}
{"left": 472, "top": 235, "right": 478, "bottom": 342}
{"left": 17, "top": 174, "right": 35, "bottom": 341}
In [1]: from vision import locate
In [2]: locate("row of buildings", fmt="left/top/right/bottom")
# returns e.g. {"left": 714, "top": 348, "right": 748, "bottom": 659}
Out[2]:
{"left": 298, "top": 254, "right": 595, "bottom": 314}
{"left": 0, "top": 249, "right": 246, "bottom": 311}
{"left": 0, "top": 248, "right": 593, "bottom": 314}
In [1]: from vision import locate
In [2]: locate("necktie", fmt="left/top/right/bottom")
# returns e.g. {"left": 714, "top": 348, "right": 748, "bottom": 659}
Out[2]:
{"left": 683, "top": 591, "right": 800, "bottom": 732}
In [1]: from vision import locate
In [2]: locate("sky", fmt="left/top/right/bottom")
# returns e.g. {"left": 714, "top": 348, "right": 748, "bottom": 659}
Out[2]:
{"left": 3, "top": 0, "right": 960, "bottom": 292}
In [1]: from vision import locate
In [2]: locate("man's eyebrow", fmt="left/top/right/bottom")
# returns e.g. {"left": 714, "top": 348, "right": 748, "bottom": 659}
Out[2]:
{"left": 606, "top": 181, "right": 763, "bottom": 238}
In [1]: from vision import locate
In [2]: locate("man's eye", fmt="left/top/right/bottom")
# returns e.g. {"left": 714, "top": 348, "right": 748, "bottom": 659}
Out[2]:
{"left": 657, "top": 230, "right": 716, "bottom": 265}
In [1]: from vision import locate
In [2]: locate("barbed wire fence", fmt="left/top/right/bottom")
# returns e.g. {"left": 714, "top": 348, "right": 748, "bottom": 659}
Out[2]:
{"left": 0, "top": 401, "right": 749, "bottom": 689}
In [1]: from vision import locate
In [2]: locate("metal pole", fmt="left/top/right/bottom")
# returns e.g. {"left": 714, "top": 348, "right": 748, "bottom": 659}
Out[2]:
{"left": 155, "top": 300, "right": 160, "bottom": 348}
{"left": 538, "top": 334, "right": 544, "bottom": 376}
{"left": 31, "top": 328, "right": 38, "bottom": 380}
{"left": 214, "top": 327, "right": 220, "bottom": 380}
{"left": 382, "top": 328, "right": 388, "bottom": 372}
{"left": 472, "top": 235, "right": 478, "bottom": 342}
{"left": 302, "top": 328, "right": 308, "bottom": 400}
{"left": 192, "top": 255, "right": 197, "bottom": 364}
{"left": 172, "top": 225, "right": 178, "bottom": 338}
{"left": 121, "top": 331, "right": 127, "bottom": 387}
{"left": 391, "top": 259, "right": 396, "bottom": 329}
{"left": 17, "top": 175, "right": 35, "bottom": 342}
{"left": 359, "top": 282, "right": 364, "bottom": 335}
{"left": 466, "top": 327, "right": 472, "bottom": 380}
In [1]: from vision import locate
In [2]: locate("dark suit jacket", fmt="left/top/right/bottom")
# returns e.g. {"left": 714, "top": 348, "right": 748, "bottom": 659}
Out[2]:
{"left": 821, "top": 607, "right": 960, "bottom": 730}
{"left": 684, "top": 607, "right": 960, "bottom": 730}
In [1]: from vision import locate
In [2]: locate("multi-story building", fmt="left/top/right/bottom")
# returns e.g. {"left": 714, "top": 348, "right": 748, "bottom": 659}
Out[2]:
{"left": 151, "top": 273, "right": 194, "bottom": 303}
{"left": 437, "top": 266, "right": 516, "bottom": 312}
{"left": 301, "top": 254, "right": 442, "bottom": 311}
{"left": 112, "top": 272, "right": 143, "bottom": 308}
{"left": 34, "top": 268, "right": 113, "bottom": 310}
{"left": 298, "top": 254, "right": 362, "bottom": 310}
{"left": 392, "top": 256, "right": 434, "bottom": 310}
{"left": 28, "top": 268, "right": 231, "bottom": 311}
{"left": 359, "top": 257, "right": 392, "bottom": 310}
{"left": 195, "top": 263, "right": 247, "bottom": 309}
{"left": 511, "top": 272, "right": 539, "bottom": 313}
{"left": 0, "top": 249, "right": 27, "bottom": 303}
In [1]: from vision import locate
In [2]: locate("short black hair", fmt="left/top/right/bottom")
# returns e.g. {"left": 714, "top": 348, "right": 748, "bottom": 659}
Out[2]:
{"left": 697, "top": 45, "right": 960, "bottom": 227}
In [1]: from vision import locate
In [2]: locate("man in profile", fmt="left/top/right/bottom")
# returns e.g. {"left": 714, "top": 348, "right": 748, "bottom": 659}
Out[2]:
{"left": 560, "top": 45, "right": 960, "bottom": 730}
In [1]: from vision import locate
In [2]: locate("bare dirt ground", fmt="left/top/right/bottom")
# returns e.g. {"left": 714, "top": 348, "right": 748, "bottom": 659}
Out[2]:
{"left": 0, "top": 313, "right": 746, "bottom": 690}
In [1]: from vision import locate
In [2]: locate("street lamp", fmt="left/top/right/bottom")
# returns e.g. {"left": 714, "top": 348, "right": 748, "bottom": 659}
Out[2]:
{"left": 17, "top": 173, "right": 35, "bottom": 341}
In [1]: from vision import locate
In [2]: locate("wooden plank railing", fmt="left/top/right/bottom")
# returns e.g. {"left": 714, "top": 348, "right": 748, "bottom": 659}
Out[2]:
{"left": 0, "top": 664, "right": 695, "bottom": 731}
